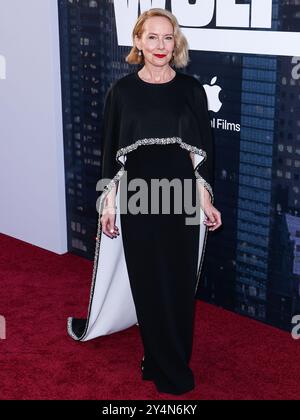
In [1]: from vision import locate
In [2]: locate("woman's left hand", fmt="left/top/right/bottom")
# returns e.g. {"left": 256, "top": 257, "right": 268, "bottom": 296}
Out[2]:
{"left": 203, "top": 202, "right": 222, "bottom": 231}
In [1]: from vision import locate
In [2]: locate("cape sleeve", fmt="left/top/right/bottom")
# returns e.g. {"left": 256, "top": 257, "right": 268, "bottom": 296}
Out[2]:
{"left": 100, "top": 83, "right": 121, "bottom": 185}
{"left": 192, "top": 82, "right": 215, "bottom": 204}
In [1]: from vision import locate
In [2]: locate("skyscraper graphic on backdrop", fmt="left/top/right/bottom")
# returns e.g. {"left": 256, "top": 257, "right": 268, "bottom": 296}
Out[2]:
{"left": 235, "top": 50, "right": 277, "bottom": 321}
{"left": 234, "top": 0, "right": 280, "bottom": 323}
{"left": 195, "top": 0, "right": 300, "bottom": 330}
{"left": 266, "top": 0, "right": 300, "bottom": 329}
{"left": 58, "top": 0, "right": 133, "bottom": 258}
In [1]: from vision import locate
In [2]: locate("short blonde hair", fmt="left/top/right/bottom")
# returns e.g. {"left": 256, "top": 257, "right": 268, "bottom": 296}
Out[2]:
{"left": 125, "top": 8, "right": 190, "bottom": 69}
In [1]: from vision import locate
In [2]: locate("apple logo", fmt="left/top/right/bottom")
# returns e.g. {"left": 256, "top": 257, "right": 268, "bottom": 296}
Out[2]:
{"left": 203, "top": 76, "right": 222, "bottom": 113}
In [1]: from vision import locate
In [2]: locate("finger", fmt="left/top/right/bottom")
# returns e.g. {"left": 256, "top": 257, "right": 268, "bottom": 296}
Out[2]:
{"left": 214, "top": 213, "right": 222, "bottom": 227}
{"left": 206, "top": 211, "right": 216, "bottom": 223}
{"left": 207, "top": 216, "right": 218, "bottom": 230}
{"left": 209, "top": 218, "right": 222, "bottom": 231}
{"left": 103, "top": 219, "right": 114, "bottom": 238}
{"left": 105, "top": 226, "right": 114, "bottom": 238}
{"left": 108, "top": 225, "right": 116, "bottom": 238}
{"left": 110, "top": 218, "right": 119, "bottom": 237}
{"left": 109, "top": 215, "right": 119, "bottom": 237}
{"left": 113, "top": 224, "right": 119, "bottom": 233}
{"left": 104, "top": 231, "right": 114, "bottom": 238}
{"left": 103, "top": 227, "right": 114, "bottom": 238}
{"left": 204, "top": 220, "right": 216, "bottom": 226}
{"left": 204, "top": 215, "right": 216, "bottom": 226}
{"left": 108, "top": 218, "right": 118, "bottom": 238}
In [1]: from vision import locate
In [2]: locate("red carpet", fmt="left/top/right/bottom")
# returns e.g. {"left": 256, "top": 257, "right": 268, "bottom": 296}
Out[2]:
{"left": 0, "top": 232, "right": 299, "bottom": 400}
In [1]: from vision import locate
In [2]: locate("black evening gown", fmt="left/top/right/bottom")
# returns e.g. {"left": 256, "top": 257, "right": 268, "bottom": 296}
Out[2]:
{"left": 120, "top": 143, "right": 199, "bottom": 394}
{"left": 67, "top": 69, "right": 215, "bottom": 397}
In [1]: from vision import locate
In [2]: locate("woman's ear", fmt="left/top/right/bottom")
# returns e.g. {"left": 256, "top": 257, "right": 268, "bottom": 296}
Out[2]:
{"left": 134, "top": 35, "right": 141, "bottom": 51}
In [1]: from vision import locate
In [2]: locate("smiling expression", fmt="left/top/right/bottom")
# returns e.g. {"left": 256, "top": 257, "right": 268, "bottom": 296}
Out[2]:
{"left": 135, "top": 16, "right": 175, "bottom": 66}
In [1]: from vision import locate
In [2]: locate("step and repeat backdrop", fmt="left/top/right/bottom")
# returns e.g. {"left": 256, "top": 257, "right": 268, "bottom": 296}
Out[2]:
{"left": 57, "top": 0, "right": 300, "bottom": 331}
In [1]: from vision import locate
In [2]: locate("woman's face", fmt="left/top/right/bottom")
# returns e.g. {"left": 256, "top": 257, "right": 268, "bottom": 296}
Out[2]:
{"left": 135, "top": 16, "right": 175, "bottom": 67}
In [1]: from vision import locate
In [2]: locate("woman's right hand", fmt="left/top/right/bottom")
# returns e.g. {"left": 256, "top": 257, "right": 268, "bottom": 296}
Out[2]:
{"left": 100, "top": 207, "right": 119, "bottom": 239}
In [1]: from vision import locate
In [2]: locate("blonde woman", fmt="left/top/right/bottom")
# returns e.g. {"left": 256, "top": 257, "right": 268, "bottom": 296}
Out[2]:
{"left": 68, "top": 8, "right": 222, "bottom": 395}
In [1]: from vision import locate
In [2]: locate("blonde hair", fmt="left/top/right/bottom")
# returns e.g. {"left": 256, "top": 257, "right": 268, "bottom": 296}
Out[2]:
{"left": 125, "top": 8, "right": 190, "bottom": 69}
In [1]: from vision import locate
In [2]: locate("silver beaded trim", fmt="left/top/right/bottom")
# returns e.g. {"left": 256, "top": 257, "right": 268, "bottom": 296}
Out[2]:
{"left": 67, "top": 317, "right": 79, "bottom": 340}
{"left": 116, "top": 136, "right": 214, "bottom": 201}
{"left": 99, "top": 167, "right": 125, "bottom": 209}
{"left": 67, "top": 169, "right": 126, "bottom": 341}
{"left": 67, "top": 136, "right": 214, "bottom": 341}
{"left": 195, "top": 171, "right": 214, "bottom": 203}
{"left": 116, "top": 136, "right": 207, "bottom": 160}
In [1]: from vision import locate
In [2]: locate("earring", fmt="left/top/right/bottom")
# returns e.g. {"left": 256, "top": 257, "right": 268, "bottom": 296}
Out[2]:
{"left": 138, "top": 49, "right": 142, "bottom": 56}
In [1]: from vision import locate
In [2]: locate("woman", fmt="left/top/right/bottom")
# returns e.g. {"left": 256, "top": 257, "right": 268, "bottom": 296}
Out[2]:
{"left": 68, "top": 8, "right": 222, "bottom": 395}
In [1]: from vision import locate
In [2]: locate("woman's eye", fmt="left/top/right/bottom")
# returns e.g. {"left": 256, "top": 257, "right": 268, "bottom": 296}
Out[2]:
{"left": 148, "top": 36, "right": 173, "bottom": 40}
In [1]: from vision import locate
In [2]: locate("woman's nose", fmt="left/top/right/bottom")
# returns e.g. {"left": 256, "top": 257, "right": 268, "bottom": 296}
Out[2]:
{"left": 158, "top": 39, "right": 164, "bottom": 49}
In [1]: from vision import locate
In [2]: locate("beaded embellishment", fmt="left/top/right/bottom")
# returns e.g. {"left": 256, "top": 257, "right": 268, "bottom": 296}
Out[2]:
{"left": 67, "top": 136, "right": 213, "bottom": 341}
{"left": 116, "top": 136, "right": 214, "bottom": 203}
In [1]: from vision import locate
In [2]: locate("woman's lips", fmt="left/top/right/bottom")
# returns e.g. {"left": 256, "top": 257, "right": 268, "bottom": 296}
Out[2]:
{"left": 154, "top": 54, "right": 167, "bottom": 58}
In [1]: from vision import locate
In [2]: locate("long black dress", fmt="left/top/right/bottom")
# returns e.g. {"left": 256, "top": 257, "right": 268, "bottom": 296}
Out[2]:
{"left": 67, "top": 69, "right": 215, "bottom": 395}
{"left": 120, "top": 143, "right": 199, "bottom": 394}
